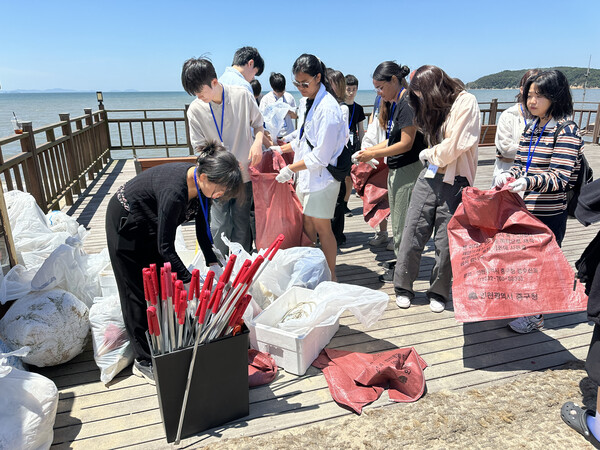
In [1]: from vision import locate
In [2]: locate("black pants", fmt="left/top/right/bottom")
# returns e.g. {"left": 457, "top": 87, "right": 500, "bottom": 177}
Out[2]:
{"left": 536, "top": 210, "right": 568, "bottom": 247}
{"left": 106, "top": 195, "right": 161, "bottom": 362}
{"left": 331, "top": 181, "right": 346, "bottom": 245}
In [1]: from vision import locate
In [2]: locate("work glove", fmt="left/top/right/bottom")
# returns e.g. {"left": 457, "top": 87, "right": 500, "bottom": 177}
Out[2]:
{"left": 268, "top": 145, "right": 283, "bottom": 154}
{"left": 493, "top": 172, "right": 511, "bottom": 188}
{"left": 351, "top": 151, "right": 379, "bottom": 169}
{"left": 419, "top": 149, "right": 429, "bottom": 164}
{"left": 351, "top": 151, "right": 361, "bottom": 164}
{"left": 508, "top": 178, "right": 528, "bottom": 193}
{"left": 276, "top": 166, "right": 294, "bottom": 183}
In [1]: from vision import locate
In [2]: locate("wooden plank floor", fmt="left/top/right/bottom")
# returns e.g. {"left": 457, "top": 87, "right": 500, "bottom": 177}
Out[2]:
{"left": 36, "top": 145, "right": 600, "bottom": 449}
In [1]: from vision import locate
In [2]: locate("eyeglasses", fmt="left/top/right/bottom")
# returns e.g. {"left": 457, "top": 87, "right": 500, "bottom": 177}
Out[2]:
{"left": 374, "top": 82, "right": 387, "bottom": 93}
{"left": 292, "top": 74, "right": 317, "bottom": 89}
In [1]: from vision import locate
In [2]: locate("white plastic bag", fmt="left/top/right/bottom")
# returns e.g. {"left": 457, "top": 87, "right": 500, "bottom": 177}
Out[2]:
{"left": 0, "top": 338, "right": 26, "bottom": 371}
{"left": 0, "top": 289, "right": 89, "bottom": 367}
{"left": 30, "top": 237, "right": 106, "bottom": 308}
{"left": 0, "top": 264, "right": 36, "bottom": 304}
{"left": 89, "top": 295, "right": 134, "bottom": 385}
{"left": 262, "top": 100, "right": 293, "bottom": 138}
{"left": 46, "top": 210, "right": 88, "bottom": 241}
{"left": 276, "top": 281, "right": 388, "bottom": 335}
{"left": 0, "top": 346, "right": 58, "bottom": 450}
{"left": 250, "top": 247, "right": 331, "bottom": 310}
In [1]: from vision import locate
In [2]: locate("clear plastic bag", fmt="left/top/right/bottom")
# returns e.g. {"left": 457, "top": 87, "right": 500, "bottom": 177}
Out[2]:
{"left": 262, "top": 100, "right": 293, "bottom": 138}
{"left": 0, "top": 346, "right": 58, "bottom": 450}
{"left": 89, "top": 295, "right": 134, "bottom": 385}
{"left": 276, "top": 281, "right": 389, "bottom": 335}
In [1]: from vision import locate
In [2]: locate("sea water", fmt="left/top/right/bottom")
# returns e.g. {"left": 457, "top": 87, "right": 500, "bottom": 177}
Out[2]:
{"left": 1, "top": 89, "right": 599, "bottom": 158}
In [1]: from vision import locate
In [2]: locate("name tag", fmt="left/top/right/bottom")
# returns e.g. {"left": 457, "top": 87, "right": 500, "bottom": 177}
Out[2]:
{"left": 424, "top": 164, "right": 438, "bottom": 179}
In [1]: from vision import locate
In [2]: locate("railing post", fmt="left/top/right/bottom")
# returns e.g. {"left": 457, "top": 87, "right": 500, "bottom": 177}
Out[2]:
{"left": 60, "top": 113, "right": 83, "bottom": 196}
{"left": 19, "top": 122, "right": 47, "bottom": 212}
{"left": 489, "top": 99, "right": 498, "bottom": 125}
{"left": 84, "top": 108, "right": 102, "bottom": 174}
{"left": 184, "top": 104, "right": 193, "bottom": 155}
{"left": 593, "top": 104, "right": 600, "bottom": 145}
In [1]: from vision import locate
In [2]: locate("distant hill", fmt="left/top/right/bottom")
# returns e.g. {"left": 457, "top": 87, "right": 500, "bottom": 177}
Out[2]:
{"left": 467, "top": 67, "right": 600, "bottom": 89}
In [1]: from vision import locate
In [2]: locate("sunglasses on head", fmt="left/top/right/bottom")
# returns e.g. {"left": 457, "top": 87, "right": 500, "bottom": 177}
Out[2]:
{"left": 292, "top": 74, "right": 317, "bottom": 89}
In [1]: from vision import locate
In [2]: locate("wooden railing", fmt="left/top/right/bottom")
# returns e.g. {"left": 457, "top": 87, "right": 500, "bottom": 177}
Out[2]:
{"left": 0, "top": 109, "right": 111, "bottom": 213}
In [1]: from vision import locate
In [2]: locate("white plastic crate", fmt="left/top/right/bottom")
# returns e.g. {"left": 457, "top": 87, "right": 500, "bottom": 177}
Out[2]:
{"left": 250, "top": 286, "right": 339, "bottom": 376}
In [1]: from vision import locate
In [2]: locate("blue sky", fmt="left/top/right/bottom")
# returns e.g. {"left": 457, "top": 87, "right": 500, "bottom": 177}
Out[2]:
{"left": 1, "top": 0, "right": 598, "bottom": 92}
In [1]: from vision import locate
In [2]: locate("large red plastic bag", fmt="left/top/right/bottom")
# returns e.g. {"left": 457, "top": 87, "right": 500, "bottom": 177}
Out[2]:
{"left": 250, "top": 150, "right": 310, "bottom": 251}
{"left": 248, "top": 349, "right": 278, "bottom": 387}
{"left": 0, "top": 346, "right": 58, "bottom": 450}
{"left": 448, "top": 185, "right": 588, "bottom": 322}
{"left": 350, "top": 158, "right": 389, "bottom": 228}
{"left": 90, "top": 295, "right": 134, "bottom": 385}
{"left": 312, "top": 347, "right": 427, "bottom": 414}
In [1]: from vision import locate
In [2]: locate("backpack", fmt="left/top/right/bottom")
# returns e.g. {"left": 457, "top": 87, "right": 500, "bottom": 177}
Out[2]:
{"left": 524, "top": 120, "right": 593, "bottom": 216}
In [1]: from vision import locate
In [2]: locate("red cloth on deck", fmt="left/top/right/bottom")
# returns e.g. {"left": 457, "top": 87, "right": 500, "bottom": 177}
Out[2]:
{"left": 248, "top": 349, "right": 278, "bottom": 387}
{"left": 312, "top": 347, "right": 427, "bottom": 414}
{"left": 350, "top": 159, "right": 390, "bottom": 228}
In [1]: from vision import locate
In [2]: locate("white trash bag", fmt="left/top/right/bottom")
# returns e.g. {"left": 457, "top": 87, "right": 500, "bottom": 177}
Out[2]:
{"left": 0, "top": 337, "right": 26, "bottom": 371}
{"left": 276, "top": 281, "right": 389, "bottom": 335}
{"left": 262, "top": 100, "right": 293, "bottom": 139}
{"left": 250, "top": 246, "right": 331, "bottom": 310}
{"left": 0, "top": 264, "right": 37, "bottom": 305}
{"left": 46, "top": 210, "right": 88, "bottom": 241}
{"left": 0, "top": 346, "right": 58, "bottom": 450}
{"left": 90, "top": 295, "right": 134, "bottom": 385}
{"left": 0, "top": 289, "right": 89, "bottom": 367}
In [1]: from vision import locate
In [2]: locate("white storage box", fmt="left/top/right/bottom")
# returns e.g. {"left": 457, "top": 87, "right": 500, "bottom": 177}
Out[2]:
{"left": 250, "top": 286, "right": 339, "bottom": 376}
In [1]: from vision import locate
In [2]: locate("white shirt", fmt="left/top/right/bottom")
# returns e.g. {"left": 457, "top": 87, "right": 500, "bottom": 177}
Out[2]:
{"left": 218, "top": 67, "right": 253, "bottom": 95}
{"left": 259, "top": 91, "right": 297, "bottom": 136}
{"left": 495, "top": 103, "right": 527, "bottom": 160}
{"left": 291, "top": 84, "right": 348, "bottom": 193}
{"left": 187, "top": 84, "right": 263, "bottom": 182}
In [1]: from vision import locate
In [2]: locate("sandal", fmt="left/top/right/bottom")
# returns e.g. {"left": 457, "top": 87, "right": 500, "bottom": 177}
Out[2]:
{"left": 560, "top": 401, "right": 600, "bottom": 448}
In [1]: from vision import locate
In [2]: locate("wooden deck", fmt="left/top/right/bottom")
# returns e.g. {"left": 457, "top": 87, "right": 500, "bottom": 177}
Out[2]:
{"left": 36, "top": 145, "right": 600, "bottom": 449}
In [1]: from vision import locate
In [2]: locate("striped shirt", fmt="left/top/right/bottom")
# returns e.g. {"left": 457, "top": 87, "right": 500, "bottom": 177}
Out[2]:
{"left": 508, "top": 118, "right": 584, "bottom": 216}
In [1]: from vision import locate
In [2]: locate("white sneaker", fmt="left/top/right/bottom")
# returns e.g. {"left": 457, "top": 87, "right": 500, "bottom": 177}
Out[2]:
{"left": 396, "top": 295, "right": 411, "bottom": 309}
{"left": 508, "top": 315, "right": 544, "bottom": 333}
{"left": 429, "top": 297, "right": 446, "bottom": 313}
{"left": 369, "top": 231, "right": 389, "bottom": 246}
{"left": 386, "top": 238, "right": 395, "bottom": 251}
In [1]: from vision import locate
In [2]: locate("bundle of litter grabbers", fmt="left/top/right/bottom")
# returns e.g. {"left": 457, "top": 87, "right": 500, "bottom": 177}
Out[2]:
{"left": 144, "top": 234, "right": 284, "bottom": 356}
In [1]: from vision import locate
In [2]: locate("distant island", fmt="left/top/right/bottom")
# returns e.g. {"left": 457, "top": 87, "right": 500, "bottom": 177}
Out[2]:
{"left": 0, "top": 89, "right": 140, "bottom": 94}
{"left": 466, "top": 66, "right": 600, "bottom": 89}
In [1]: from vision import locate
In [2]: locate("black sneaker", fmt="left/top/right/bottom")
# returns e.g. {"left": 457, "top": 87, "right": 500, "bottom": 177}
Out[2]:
{"left": 381, "top": 261, "right": 396, "bottom": 271}
{"left": 133, "top": 359, "right": 155, "bottom": 385}
{"left": 378, "top": 268, "right": 394, "bottom": 283}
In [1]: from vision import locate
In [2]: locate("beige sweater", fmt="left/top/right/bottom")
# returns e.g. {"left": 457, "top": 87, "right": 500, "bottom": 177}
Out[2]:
{"left": 421, "top": 91, "right": 481, "bottom": 186}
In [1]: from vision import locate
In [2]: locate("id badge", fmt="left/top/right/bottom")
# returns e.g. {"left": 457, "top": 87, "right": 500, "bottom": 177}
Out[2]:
{"left": 424, "top": 164, "right": 438, "bottom": 179}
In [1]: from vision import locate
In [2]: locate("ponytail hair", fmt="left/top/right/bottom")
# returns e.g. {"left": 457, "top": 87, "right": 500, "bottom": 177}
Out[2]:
{"left": 373, "top": 61, "right": 410, "bottom": 89}
{"left": 195, "top": 140, "right": 244, "bottom": 201}
{"left": 292, "top": 53, "right": 334, "bottom": 96}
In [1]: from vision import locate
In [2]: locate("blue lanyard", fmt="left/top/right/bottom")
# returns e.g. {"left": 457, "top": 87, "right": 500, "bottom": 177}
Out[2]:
{"left": 348, "top": 103, "right": 356, "bottom": 130}
{"left": 387, "top": 88, "right": 404, "bottom": 139}
{"left": 209, "top": 87, "right": 224, "bottom": 143}
{"left": 194, "top": 168, "right": 213, "bottom": 244}
{"left": 520, "top": 104, "right": 528, "bottom": 129}
{"left": 525, "top": 119, "right": 549, "bottom": 174}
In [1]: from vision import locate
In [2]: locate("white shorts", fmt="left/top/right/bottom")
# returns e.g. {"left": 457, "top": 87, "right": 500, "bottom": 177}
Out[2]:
{"left": 297, "top": 181, "right": 340, "bottom": 219}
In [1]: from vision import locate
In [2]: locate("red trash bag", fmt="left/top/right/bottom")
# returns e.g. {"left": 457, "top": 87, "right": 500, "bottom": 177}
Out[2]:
{"left": 312, "top": 347, "right": 427, "bottom": 414}
{"left": 448, "top": 184, "right": 588, "bottom": 322}
{"left": 248, "top": 349, "right": 278, "bottom": 387}
{"left": 350, "top": 158, "right": 389, "bottom": 228}
{"left": 250, "top": 150, "right": 310, "bottom": 250}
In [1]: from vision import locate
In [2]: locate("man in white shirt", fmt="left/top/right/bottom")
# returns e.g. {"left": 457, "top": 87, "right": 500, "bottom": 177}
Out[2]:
{"left": 182, "top": 57, "right": 265, "bottom": 255}
{"left": 218, "top": 46, "right": 264, "bottom": 95}
{"left": 259, "top": 72, "right": 298, "bottom": 138}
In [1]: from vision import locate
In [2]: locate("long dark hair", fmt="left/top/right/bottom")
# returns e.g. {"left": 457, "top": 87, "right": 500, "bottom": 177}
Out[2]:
{"left": 408, "top": 65, "right": 464, "bottom": 145}
{"left": 523, "top": 70, "right": 573, "bottom": 120}
{"left": 292, "top": 54, "right": 334, "bottom": 96}
{"left": 195, "top": 141, "right": 244, "bottom": 201}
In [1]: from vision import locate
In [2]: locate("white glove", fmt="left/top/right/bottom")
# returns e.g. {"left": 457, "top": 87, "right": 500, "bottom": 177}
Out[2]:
{"left": 419, "top": 149, "right": 428, "bottom": 164}
{"left": 508, "top": 178, "right": 528, "bottom": 193}
{"left": 276, "top": 166, "right": 294, "bottom": 183}
{"left": 493, "top": 172, "right": 511, "bottom": 188}
{"left": 365, "top": 159, "right": 379, "bottom": 169}
{"left": 208, "top": 263, "right": 223, "bottom": 279}
{"left": 351, "top": 151, "right": 361, "bottom": 164}
{"left": 269, "top": 145, "right": 283, "bottom": 154}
